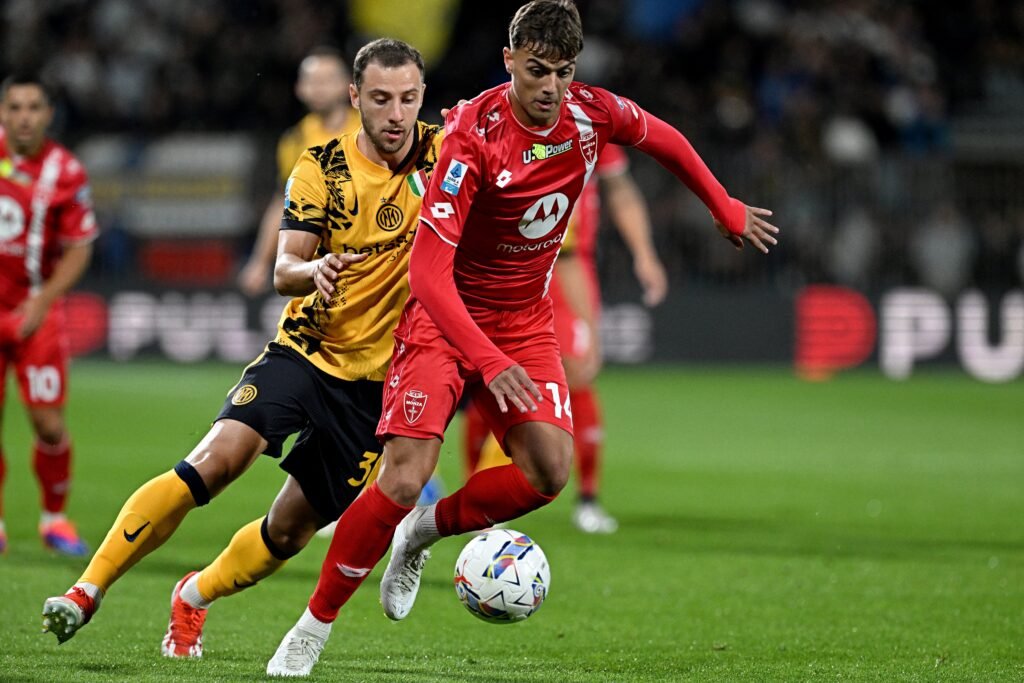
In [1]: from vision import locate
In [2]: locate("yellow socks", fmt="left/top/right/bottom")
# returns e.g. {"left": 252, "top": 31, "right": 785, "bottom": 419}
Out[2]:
{"left": 195, "top": 517, "right": 287, "bottom": 603}
{"left": 79, "top": 469, "right": 198, "bottom": 592}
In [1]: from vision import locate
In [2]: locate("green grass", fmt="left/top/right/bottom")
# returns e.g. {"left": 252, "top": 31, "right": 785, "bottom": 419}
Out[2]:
{"left": 1, "top": 361, "right": 1022, "bottom": 681}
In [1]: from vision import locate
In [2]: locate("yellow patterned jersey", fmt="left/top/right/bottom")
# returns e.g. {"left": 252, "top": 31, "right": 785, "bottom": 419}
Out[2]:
{"left": 274, "top": 121, "right": 443, "bottom": 381}
{"left": 276, "top": 111, "right": 361, "bottom": 185}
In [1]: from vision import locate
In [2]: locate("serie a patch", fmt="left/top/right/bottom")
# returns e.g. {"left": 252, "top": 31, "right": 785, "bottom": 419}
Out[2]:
{"left": 440, "top": 159, "right": 468, "bottom": 195}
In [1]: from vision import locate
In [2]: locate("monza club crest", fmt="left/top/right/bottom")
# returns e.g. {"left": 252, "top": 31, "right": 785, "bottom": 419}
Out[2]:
{"left": 579, "top": 130, "right": 598, "bottom": 165}
{"left": 403, "top": 390, "right": 428, "bottom": 424}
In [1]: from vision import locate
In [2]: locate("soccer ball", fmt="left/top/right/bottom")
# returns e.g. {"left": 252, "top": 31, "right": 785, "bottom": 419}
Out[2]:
{"left": 453, "top": 528, "right": 550, "bottom": 624}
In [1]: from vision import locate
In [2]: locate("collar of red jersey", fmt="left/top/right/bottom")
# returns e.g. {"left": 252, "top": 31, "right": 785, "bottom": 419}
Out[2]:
{"left": 503, "top": 89, "right": 562, "bottom": 138}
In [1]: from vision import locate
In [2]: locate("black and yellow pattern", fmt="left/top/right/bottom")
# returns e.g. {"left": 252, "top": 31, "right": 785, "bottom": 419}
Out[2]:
{"left": 276, "top": 111, "right": 361, "bottom": 185}
{"left": 275, "top": 121, "right": 443, "bottom": 381}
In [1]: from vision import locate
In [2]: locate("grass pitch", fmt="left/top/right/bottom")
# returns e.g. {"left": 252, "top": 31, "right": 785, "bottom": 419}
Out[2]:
{"left": 1, "top": 361, "right": 1021, "bottom": 681}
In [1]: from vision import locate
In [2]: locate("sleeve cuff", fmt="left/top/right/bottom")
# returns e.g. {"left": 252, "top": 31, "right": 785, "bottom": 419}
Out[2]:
{"left": 281, "top": 218, "right": 322, "bottom": 234}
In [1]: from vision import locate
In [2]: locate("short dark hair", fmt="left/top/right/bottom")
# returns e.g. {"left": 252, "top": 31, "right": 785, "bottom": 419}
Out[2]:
{"left": 301, "top": 45, "right": 350, "bottom": 80}
{"left": 508, "top": 0, "right": 583, "bottom": 62}
{"left": 352, "top": 39, "right": 425, "bottom": 89}
{"left": 0, "top": 73, "right": 54, "bottom": 103}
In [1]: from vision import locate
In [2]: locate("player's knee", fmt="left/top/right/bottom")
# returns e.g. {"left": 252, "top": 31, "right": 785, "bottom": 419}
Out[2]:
{"left": 378, "top": 438, "right": 439, "bottom": 506}
{"left": 537, "top": 459, "right": 571, "bottom": 496}
{"left": 35, "top": 425, "right": 66, "bottom": 446}
{"left": 379, "top": 469, "right": 431, "bottom": 507}
{"left": 264, "top": 515, "right": 314, "bottom": 556}
{"left": 190, "top": 455, "right": 235, "bottom": 495}
{"left": 30, "top": 414, "right": 65, "bottom": 445}
{"left": 184, "top": 421, "right": 265, "bottom": 495}
{"left": 523, "top": 446, "right": 572, "bottom": 496}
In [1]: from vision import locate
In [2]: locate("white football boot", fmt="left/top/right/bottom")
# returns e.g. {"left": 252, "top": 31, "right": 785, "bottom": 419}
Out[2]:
{"left": 266, "top": 609, "right": 331, "bottom": 677}
{"left": 380, "top": 506, "right": 437, "bottom": 620}
{"left": 572, "top": 501, "right": 619, "bottom": 534}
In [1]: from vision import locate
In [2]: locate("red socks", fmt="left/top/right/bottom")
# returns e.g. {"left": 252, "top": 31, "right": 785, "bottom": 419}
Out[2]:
{"left": 570, "top": 387, "right": 602, "bottom": 499}
{"left": 435, "top": 464, "right": 555, "bottom": 537}
{"left": 307, "top": 465, "right": 558, "bottom": 622}
{"left": 33, "top": 438, "right": 71, "bottom": 514}
{"left": 308, "top": 483, "right": 411, "bottom": 623}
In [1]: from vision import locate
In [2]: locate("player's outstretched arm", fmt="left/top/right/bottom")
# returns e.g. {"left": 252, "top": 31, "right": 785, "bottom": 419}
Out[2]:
{"left": 273, "top": 229, "right": 367, "bottom": 298}
{"left": 632, "top": 111, "right": 780, "bottom": 253}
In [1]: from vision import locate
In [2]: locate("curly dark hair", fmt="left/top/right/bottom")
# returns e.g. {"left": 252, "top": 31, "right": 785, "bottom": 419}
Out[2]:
{"left": 508, "top": 0, "right": 583, "bottom": 62}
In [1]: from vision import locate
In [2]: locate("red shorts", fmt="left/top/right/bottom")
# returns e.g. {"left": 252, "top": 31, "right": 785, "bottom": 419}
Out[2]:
{"left": 0, "top": 303, "right": 70, "bottom": 408}
{"left": 549, "top": 266, "right": 600, "bottom": 361}
{"left": 377, "top": 297, "right": 573, "bottom": 446}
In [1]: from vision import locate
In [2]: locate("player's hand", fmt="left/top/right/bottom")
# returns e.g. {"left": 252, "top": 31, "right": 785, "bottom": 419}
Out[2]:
{"left": 563, "top": 320, "right": 601, "bottom": 388}
{"left": 488, "top": 364, "right": 543, "bottom": 414}
{"left": 576, "top": 332, "right": 603, "bottom": 386}
{"left": 237, "top": 259, "right": 270, "bottom": 297}
{"left": 716, "top": 205, "right": 779, "bottom": 254}
{"left": 311, "top": 252, "right": 369, "bottom": 299}
{"left": 439, "top": 99, "right": 469, "bottom": 119}
{"left": 14, "top": 295, "right": 49, "bottom": 339}
{"left": 634, "top": 254, "right": 668, "bottom": 307}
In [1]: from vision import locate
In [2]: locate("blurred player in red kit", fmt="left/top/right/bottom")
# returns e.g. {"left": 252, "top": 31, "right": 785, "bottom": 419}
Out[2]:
{"left": 0, "top": 74, "right": 97, "bottom": 556}
{"left": 269, "top": 2, "right": 778, "bottom": 674}
{"left": 462, "top": 143, "right": 668, "bottom": 533}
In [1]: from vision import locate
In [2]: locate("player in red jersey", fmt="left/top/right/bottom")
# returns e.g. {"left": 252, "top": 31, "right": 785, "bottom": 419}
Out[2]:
{"left": 269, "top": 2, "right": 778, "bottom": 674}
{"left": 462, "top": 144, "right": 667, "bottom": 533}
{"left": 0, "top": 74, "right": 97, "bottom": 557}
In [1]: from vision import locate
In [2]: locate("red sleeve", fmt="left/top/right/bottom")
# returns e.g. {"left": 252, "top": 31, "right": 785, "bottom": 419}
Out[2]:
{"left": 596, "top": 144, "right": 629, "bottom": 178}
{"left": 408, "top": 224, "right": 514, "bottom": 384}
{"left": 633, "top": 113, "right": 745, "bottom": 234}
{"left": 418, "top": 118, "right": 483, "bottom": 246}
{"left": 595, "top": 88, "right": 745, "bottom": 235}
{"left": 57, "top": 158, "right": 99, "bottom": 244}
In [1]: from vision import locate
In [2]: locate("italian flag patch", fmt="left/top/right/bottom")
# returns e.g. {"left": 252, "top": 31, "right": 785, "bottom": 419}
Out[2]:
{"left": 406, "top": 170, "right": 427, "bottom": 197}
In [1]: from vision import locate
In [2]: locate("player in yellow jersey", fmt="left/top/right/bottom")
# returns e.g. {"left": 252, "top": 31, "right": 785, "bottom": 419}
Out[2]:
{"left": 41, "top": 38, "right": 442, "bottom": 660}
{"left": 238, "top": 45, "right": 361, "bottom": 297}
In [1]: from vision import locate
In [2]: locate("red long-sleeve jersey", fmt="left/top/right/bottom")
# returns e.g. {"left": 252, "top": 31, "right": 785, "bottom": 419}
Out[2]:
{"left": 409, "top": 81, "right": 744, "bottom": 383}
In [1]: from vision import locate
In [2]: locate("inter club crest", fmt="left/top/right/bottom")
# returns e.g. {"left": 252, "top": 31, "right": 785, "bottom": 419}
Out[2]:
{"left": 404, "top": 390, "right": 428, "bottom": 424}
{"left": 579, "top": 130, "right": 598, "bottom": 166}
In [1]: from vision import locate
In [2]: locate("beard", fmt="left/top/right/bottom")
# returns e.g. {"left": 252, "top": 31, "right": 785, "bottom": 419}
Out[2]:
{"left": 363, "top": 124, "right": 410, "bottom": 155}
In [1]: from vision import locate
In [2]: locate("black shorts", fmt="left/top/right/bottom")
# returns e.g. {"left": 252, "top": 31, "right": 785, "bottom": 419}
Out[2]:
{"left": 216, "top": 343, "right": 384, "bottom": 521}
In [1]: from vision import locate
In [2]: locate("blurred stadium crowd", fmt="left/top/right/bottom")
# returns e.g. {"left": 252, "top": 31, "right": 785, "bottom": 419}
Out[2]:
{"left": 3, "top": 0, "right": 1023, "bottom": 294}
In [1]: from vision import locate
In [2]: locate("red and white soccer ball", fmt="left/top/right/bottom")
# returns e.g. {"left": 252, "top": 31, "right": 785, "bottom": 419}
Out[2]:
{"left": 453, "top": 528, "right": 550, "bottom": 624}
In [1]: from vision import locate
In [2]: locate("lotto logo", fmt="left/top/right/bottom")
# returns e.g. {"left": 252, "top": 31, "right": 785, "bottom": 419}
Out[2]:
{"left": 430, "top": 202, "right": 455, "bottom": 219}
{"left": 496, "top": 170, "right": 513, "bottom": 188}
